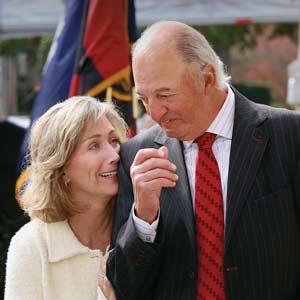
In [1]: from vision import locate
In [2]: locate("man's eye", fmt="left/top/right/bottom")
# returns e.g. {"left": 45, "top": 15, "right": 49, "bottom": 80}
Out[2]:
{"left": 158, "top": 94, "right": 172, "bottom": 99}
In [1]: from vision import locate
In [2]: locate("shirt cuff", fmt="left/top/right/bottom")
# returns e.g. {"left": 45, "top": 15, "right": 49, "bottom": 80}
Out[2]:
{"left": 132, "top": 205, "right": 159, "bottom": 243}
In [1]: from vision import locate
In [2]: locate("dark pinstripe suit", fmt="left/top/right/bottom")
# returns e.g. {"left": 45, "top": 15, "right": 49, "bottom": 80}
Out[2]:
{"left": 107, "top": 89, "right": 300, "bottom": 300}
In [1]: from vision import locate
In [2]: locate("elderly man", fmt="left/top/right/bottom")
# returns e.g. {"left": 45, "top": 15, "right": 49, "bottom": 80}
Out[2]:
{"left": 107, "top": 21, "right": 300, "bottom": 300}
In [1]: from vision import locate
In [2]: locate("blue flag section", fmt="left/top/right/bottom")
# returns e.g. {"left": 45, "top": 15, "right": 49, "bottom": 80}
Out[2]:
{"left": 15, "top": 0, "right": 85, "bottom": 200}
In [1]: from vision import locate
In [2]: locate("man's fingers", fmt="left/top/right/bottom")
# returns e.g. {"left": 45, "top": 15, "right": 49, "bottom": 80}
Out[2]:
{"left": 131, "top": 157, "right": 176, "bottom": 178}
{"left": 133, "top": 146, "right": 169, "bottom": 165}
{"left": 135, "top": 177, "right": 177, "bottom": 190}
{"left": 158, "top": 146, "right": 168, "bottom": 159}
{"left": 134, "top": 168, "right": 178, "bottom": 185}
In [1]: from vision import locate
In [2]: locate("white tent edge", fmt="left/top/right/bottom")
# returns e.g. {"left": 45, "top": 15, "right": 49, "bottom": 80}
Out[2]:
{"left": 1, "top": 0, "right": 300, "bottom": 40}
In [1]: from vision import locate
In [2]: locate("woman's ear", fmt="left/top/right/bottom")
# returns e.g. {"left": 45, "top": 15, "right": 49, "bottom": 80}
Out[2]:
{"left": 62, "top": 172, "right": 71, "bottom": 187}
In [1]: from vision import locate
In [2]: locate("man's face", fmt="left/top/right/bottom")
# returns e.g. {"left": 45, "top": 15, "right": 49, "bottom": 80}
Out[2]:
{"left": 133, "top": 50, "right": 214, "bottom": 141}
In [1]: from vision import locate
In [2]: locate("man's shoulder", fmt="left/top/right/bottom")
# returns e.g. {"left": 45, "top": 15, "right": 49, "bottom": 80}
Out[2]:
{"left": 124, "top": 124, "right": 162, "bottom": 149}
{"left": 235, "top": 89, "right": 300, "bottom": 126}
{"left": 234, "top": 86, "right": 300, "bottom": 120}
{"left": 119, "top": 124, "right": 163, "bottom": 165}
{"left": 255, "top": 102, "right": 300, "bottom": 124}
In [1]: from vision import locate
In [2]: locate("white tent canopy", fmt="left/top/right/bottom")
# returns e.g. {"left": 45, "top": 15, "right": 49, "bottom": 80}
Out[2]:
{"left": 136, "top": 0, "right": 300, "bottom": 25}
{"left": 1, "top": 0, "right": 300, "bottom": 40}
{"left": 0, "top": 0, "right": 66, "bottom": 40}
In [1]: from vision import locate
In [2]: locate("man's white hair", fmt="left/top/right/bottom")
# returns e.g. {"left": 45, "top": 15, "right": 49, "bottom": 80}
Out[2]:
{"left": 132, "top": 21, "right": 231, "bottom": 89}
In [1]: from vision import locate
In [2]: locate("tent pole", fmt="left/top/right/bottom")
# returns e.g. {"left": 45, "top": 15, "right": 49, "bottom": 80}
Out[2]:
{"left": 298, "top": 0, "right": 300, "bottom": 60}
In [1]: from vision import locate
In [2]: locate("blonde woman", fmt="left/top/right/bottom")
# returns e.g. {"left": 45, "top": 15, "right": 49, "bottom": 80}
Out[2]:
{"left": 4, "top": 96, "right": 126, "bottom": 300}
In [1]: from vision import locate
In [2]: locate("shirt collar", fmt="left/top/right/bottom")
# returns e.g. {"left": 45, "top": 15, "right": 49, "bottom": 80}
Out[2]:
{"left": 45, "top": 220, "right": 98, "bottom": 262}
{"left": 183, "top": 83, "right": 235, "bottom": 149}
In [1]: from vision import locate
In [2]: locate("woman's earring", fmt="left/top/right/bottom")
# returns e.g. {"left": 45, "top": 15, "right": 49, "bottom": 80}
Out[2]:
{"left": 64, "top": 178, "right": 71, "bottom": 187}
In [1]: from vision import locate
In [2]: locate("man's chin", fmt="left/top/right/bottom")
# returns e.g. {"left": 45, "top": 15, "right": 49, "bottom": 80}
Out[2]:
{"left": 161, "top": 126, "right": 192, "bottom": 141}
{"left": 162, "top": 127, "right": 180, "bottom": 138}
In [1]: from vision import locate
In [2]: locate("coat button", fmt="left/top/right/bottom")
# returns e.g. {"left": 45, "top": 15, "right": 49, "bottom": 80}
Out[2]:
{"left": 226, "top": 266, "right": 238, "bottom": 272}
{"left": 188, "top": 271, "right": 196, "bottom": 279}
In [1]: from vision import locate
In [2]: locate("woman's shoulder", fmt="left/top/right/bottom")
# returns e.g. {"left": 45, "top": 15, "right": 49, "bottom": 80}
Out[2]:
{"left": 8, "top": 219, "right": 49, "bottom": 252}
{"left": 7, "top": 220, "right": 69, "bottom": 264}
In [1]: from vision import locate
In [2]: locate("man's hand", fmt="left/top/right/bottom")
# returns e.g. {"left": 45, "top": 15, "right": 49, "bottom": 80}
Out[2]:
{"left": 130, "top": 146, "right": 178, "bottom": 224}
{"left": 98, "top": 247, "right": 116, "bottom": 300}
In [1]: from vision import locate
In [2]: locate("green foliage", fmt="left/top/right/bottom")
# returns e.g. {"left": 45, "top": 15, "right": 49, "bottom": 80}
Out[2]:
{"left": 36, "top": 35, "right": 53, "bottom": 71}
{"left": 194, "top": 23, "right": 297, "bottom": 53}
{"left": 0, "top": 38, "right": 40, "bottom": 64}
{"left": 0, "top": 35, "right": 53, "bottom": 69}
{"left": 235, "top": 83, "right": 271, "bottom": 105}
{"left": 269, "top": 23, "right": 298, "bottom": 43}
{"left": 0, "top": 35, "right": 54, "bottom": 115}
{"left": 195, "top": 24, "right": 258, "bottom": 53}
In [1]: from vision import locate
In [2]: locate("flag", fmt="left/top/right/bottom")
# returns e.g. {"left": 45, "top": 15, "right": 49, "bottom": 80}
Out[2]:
{"left": 15, "top": 0, "right": 86, "bottom": 200}
{"left": 69, "top": 0, "right": 137, "bottom": 135}
{"left": 16, "top": 0, "right": 138, "bottom": 200}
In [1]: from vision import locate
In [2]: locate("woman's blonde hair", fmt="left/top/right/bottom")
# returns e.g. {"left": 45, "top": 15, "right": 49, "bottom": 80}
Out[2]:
{"left": 21, "top": 96, "right": 127, "bottom": 222}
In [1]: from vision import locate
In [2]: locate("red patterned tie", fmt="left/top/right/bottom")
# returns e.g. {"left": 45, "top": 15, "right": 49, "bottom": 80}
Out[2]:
{"left": 195, "top": 132, "right": 225, "bottom": 300}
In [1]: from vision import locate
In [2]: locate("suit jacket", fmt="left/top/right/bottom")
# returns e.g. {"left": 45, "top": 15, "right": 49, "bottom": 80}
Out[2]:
{"left": 107, "top": 89, "right": 300, "bottom": 300}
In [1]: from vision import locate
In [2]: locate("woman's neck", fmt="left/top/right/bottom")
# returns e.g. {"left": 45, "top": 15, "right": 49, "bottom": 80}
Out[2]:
{"left": 68, "top": 199, "right": 114, "bottom": 252}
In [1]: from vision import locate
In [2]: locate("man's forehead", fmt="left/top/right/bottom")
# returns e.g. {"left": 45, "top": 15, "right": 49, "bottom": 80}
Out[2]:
{"left": 136, "top": 86, "right": 173, "bottom": 96}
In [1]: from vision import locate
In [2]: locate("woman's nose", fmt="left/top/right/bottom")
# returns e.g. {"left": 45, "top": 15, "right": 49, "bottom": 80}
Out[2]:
{"left": 107, "top": 144, "right": 120, "bottom": 163}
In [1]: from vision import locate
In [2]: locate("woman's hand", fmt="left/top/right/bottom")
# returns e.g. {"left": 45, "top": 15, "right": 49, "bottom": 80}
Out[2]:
{"left": 98, "top": 247, "right": 116, "bottom": 300}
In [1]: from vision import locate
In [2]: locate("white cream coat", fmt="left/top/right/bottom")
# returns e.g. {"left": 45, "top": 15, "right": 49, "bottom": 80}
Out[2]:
{"left": 4, "top": 219, "right": 106, "bottom": 300}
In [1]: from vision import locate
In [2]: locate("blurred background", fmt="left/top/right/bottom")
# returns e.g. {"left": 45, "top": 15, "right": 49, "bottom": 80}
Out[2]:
{"left": 1, "top": 0, "right": 300, "bottom": 298}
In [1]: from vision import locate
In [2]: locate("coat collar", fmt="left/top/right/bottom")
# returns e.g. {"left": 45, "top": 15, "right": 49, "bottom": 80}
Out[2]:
{"left": 45, "top": 220, "right": 100, "bottom": 263}
{"left": 225, "top": 87, "right": 269, "bottom": 251}
{"left": 153, "top": 129, "right": 197, "bottom": 257}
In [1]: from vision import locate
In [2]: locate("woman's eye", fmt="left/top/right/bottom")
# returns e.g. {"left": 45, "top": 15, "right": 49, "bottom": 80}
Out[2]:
{"left": 89, "top": 143, "right": 99, "bottom": 150}
{"left": 111, "top": 138, "right": 120, "bottom": 146}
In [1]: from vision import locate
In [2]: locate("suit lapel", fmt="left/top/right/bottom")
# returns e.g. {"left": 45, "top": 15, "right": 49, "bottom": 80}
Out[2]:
{"left": 225, "top": 91, "right": 269, "bottom": 252}
{"left": 154, "top": 131, "right": 196, "bottom": 250}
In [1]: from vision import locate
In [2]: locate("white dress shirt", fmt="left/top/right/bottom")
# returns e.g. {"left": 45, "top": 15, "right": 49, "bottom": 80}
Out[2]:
{"left": 133, "top": 84, "right": 235, "bottom": 242}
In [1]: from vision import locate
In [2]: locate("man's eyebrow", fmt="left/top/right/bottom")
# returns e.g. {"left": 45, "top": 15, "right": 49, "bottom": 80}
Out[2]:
{"left": 136, "top": 87, "right": 172, "bottom": 96}
{"left": 155, "top": 87, "right": 172, "bottom": 93}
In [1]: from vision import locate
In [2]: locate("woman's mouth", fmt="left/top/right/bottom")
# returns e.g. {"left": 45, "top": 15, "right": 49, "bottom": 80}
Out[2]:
{"left": 98, "top": 171, "right": 117, "bottom": 178}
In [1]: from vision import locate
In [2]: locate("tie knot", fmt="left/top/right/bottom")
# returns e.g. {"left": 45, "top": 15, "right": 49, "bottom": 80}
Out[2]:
{"left": 195, "top": 132, "right": 216, "bottom": 150}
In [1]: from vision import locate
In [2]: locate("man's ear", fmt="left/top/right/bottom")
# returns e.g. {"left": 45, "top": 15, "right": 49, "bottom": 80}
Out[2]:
{"left": 203, "top": 64, "right": 216, "bottom": 94}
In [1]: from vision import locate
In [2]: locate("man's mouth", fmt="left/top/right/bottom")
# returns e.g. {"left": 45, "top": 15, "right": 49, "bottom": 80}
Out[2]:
{"left": 162, "top": 118, "right": 171, "bottom": 124}
{"left": 99, "top": 171, "right": 118, "bottom": 178}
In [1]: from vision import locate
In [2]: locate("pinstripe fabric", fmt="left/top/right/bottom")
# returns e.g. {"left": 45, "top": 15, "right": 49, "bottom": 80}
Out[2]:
{"left": 107, "top": 88, "right": 300, "bottom": 300}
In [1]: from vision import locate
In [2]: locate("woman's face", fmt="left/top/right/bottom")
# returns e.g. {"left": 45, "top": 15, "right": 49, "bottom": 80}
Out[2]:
{"left": 63, "top": 116, "right": 121, "bottom": 204}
